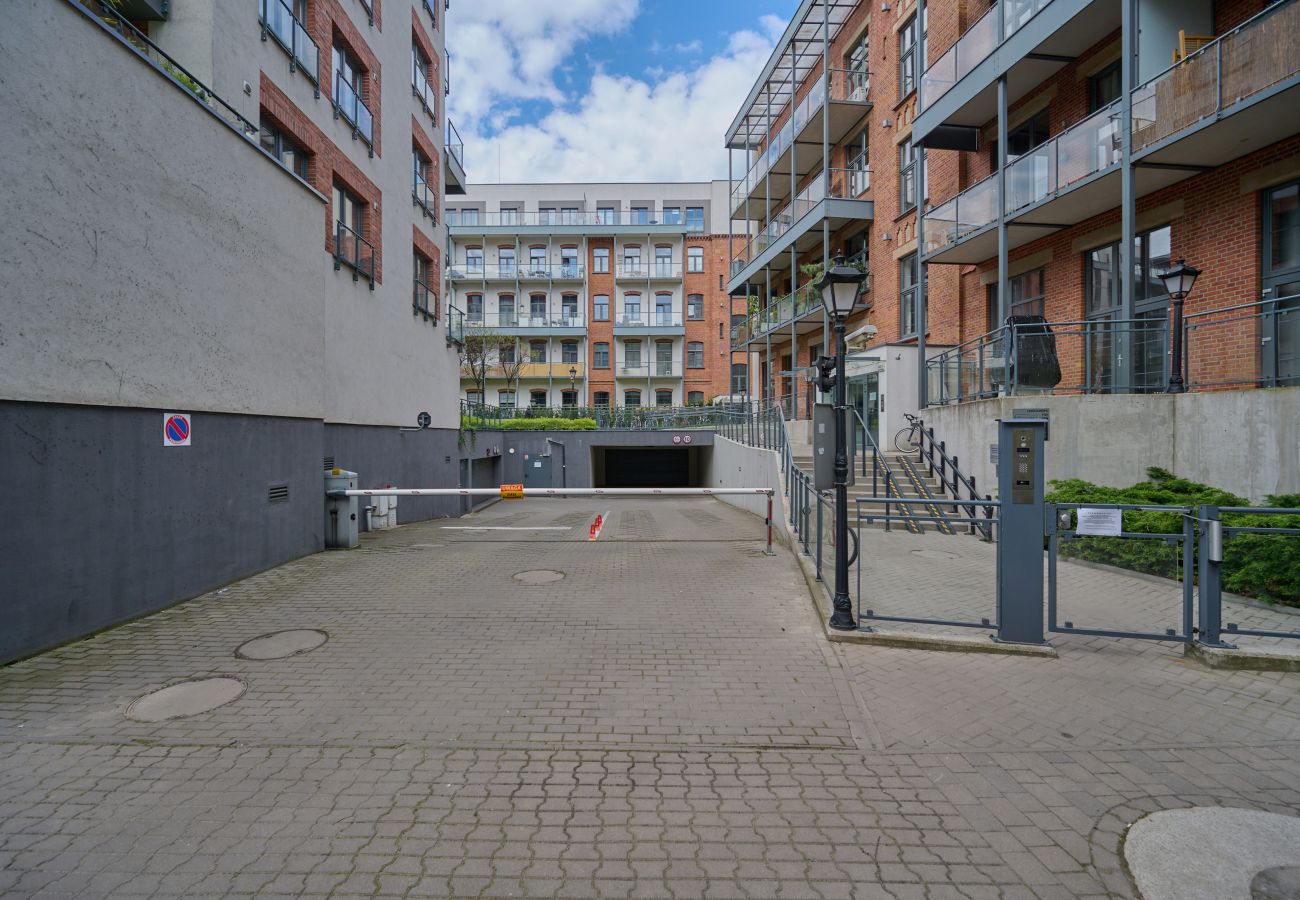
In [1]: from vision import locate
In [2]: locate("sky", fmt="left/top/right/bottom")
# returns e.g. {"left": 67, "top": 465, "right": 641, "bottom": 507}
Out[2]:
{"left": 446, "top": 0, "right": 799, "bottom": 184}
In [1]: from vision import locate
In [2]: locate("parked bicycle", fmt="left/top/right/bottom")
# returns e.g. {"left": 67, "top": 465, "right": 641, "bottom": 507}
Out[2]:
{"left": 893, "top": 412, "right": 923, "bottom": 454}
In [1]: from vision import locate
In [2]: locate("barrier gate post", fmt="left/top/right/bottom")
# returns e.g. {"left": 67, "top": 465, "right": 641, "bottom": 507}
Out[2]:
{"left": 995, "top": 419, "right": 1048, "bottom": 645}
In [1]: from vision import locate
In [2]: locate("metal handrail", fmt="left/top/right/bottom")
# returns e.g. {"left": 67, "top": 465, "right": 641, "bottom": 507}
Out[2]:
{"left": 914, "top": 418, "right": 994, "bottom": 539}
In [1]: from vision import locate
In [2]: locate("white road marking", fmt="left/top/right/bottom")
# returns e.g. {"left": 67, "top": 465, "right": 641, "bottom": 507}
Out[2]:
{"left": 440, "top": 526, "right": 573, "bottom": 531}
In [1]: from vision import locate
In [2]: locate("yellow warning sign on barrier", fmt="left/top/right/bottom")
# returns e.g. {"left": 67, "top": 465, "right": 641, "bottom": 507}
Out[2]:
{"left": 500, "top": 483, "right": 525, "bottom": 499}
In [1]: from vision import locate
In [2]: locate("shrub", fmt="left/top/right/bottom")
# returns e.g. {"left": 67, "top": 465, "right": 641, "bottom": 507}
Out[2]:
{"left": 1046, "top": 469, "right": 1299, "bottom": 607}
{"left": 461, "top": 416, "right": 596, "bottom": 432}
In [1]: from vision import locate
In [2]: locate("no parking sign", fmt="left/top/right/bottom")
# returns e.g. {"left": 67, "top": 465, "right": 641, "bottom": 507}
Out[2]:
{"left": 163, "top": 413, "right": 191, "bottom": 446}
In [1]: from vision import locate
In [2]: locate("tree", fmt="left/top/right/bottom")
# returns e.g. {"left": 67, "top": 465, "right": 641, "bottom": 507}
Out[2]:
{"left": 497, "top": 337, "right": 525, "bottom": 403}
{"left": 459, "top": 326, "right": 502, "bottom": 402}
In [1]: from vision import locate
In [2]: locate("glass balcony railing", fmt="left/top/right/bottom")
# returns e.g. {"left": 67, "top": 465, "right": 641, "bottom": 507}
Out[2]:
{"left": 333, "top": 72, "right": 373, "bottom": 145}
{"left": 260, "top": 0, "right": 320, "bottom": 84}
{"left": 1131, "top": 0, "right": 1299, "bottom": 153}
{"left": 412, "top": 174, "right": 437, "bottom": 218}
{"left": 919, "top": 0, "right": 1054, "bottom": 113}
{"left": 447, "top": 263, "right": 519, "bottom": 279}
{"left": 334, "top": 222, "right": 375, "bottom": 286}
{"left": 617, "top": 362, "right": 682, "bottom": 377}
{"left": 412, "top": 277, "right": 436, "bottom": 317}
{"left": 445, "top": 118, "right": 464, "bottom": 170}
{"left": 412, "top": 56, "right": 435, "bottom": 116}
{"left": 1004, "top": 100, "right": 1122, "bottom": 214}
{"left": 729, "top": 283, "right": 831, "bottom": 347}
{"left": 515, "top": 263, "right": 585, "bottom": 279}
{"left": 446, "top": 305, "right": 466, "bottom": 344}
{"left": 616, "top": 263, "right": 683, "bottom": 279}
{"left": 451, "top": 211, "right": 694, "bottom": 228}
{"left": 616, "top": 313, "right": 685, "bottom": 328}
{"left": 460, "top": 311, "right": 586, "bottom": 329}
{"left": 729, "top": 167, "right": 870, "bottom": 273}
{"left": 730, "top": 68, "right": 871, "bottom": 214}
{"left": 923, "top": 174, "right": 998, "bottom": 256}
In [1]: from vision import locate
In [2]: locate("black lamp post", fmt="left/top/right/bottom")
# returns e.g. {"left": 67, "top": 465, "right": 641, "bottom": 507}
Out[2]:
{"left": 815, "top": 254, "right": 868, "bottom": 631}
{"left": 1161, "top": 258, "right": 1200, "bottom": 393}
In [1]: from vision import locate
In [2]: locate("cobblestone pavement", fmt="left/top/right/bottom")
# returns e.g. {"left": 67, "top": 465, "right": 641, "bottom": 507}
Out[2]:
{"left": 2, "top": 498, "right": 1298, "bottom": 898}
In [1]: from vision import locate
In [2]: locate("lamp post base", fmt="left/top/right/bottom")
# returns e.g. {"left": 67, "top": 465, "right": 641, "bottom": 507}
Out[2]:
{"left": 829, "top": 597, "right": 857, "bottom": 631}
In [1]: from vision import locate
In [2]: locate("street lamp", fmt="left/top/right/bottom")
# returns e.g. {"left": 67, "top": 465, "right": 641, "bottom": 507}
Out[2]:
{"left": 569, "top": 365, "right": 578, "bottom": 391}
{"left": 815, "top": 253, "right": 868, "bottom": 631}
{"left": 1161, "top": 258, "right": 1200, "bottom": 393}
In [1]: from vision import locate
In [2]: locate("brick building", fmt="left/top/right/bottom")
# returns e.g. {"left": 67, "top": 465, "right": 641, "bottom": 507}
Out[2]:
{"left": 726, "top": 0, "right": 1299, "bottom": 462}
{"left": 446, "top": 183, "right": 748, "bottom": 409}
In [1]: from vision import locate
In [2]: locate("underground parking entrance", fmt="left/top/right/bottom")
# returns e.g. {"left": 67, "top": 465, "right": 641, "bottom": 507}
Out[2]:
{"left": 592, "top": 444, "right": 711, "bottom": 488}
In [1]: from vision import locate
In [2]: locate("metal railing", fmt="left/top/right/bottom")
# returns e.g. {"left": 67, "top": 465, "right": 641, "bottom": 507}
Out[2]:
{"left": 450, "top": 210, "right": 697, "bottom": 228}
{"left": 1004, "top": 100, "right": 1122, "bottom": 215}
{"left": 462, "top": 400, "right": 749, "bottom": 430}
{"left": 260, "top": 0, "right": 320, "bottom": 85}
{"left": 460, "top": 312, "right": 585, "bottom": 329}
{"left": 731, "top": 167, "right": 871, "bottom": 272}
{"left": 616, "top": 362, "right": 681, "bottom": 377}
{"left": 1198, "top": 505, "right": 1300, "bottom": 645}
{"left": 925, "top": 317, "right": 1169, "bottom": 404}
{"left": 730, "top": 68, "right": 871, "bottom": 214}
{"left": 1132, "top": 0, "right": 1299, "bottom": 153}
{"left": 333, "top": 222, "right": 375, "bottom": 286}
{"left": 412, "top": 173, "right": 437, "bottom": 219}
{"left": 512, "top": 263, "right": 585, "bottom": 280}
{"left": 616, "top": 313, "right": 685, "bottom": 328}
{"left": 333, "top": 71, "right": 374, "bottom": 147}
{"left": 412, "top": 276, "right": 436, "bottom": 318}
{"left": 412, "top": 54, "right": 436, "bottom": 117}
{"left": 446, "top": 305, "right": 466, "bottom": 345}
{"left": 907, "top": 418, "right": 994, "bottom": 539}
{"left": 920, "top": 0, "right": 1054, "bottom": 112}
{"left": 615, "top": 263, "right": 683, "bottom": 279}
{"left": 1183, "top": 293, "right": 1300, "bottom": 389}
{"left": 731, "top": 284, "right": 821, "bottom": 347}
{"left": 445, "top": 118, "right": 464, "bottom": 170}
{"left": 82, "top": 0, "right": 258, "bottom": 138}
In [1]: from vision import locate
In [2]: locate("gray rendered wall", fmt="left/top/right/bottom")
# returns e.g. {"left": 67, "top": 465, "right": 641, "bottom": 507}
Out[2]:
{"left": 495, "top": 430, "right": 717, "bottom": 488}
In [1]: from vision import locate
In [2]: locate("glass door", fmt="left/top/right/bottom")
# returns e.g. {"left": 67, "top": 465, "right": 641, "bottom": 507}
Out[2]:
{"left": 1264, "top": 181, "right": 1300, "bottom": 385}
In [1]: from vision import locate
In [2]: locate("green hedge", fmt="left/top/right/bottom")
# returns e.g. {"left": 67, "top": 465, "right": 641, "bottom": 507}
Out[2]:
{"left": 461, "top": 416, "right": 597, "bottom": 431}
{"left": 1046, "top": 468, "right": 1300, "bottom": 607}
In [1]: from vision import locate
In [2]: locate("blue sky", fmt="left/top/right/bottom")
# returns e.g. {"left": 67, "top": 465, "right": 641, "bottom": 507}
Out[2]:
{"left": 446, "top": 0, "right": 797, "bottom": 183}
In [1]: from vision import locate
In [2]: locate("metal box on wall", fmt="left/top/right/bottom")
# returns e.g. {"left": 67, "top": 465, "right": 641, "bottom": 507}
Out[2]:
{"left": 812, "top": 403, "right": 855, "bottom": 493}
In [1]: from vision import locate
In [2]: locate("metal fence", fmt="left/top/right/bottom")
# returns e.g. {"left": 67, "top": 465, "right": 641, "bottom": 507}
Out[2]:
{"left": 461, "top": 400, "right": 755, "bottom": 431}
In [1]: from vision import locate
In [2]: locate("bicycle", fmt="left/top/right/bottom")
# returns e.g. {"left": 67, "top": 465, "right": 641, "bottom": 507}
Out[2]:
{"left": 892, "top": 412, "right": 923, "bottom": 454}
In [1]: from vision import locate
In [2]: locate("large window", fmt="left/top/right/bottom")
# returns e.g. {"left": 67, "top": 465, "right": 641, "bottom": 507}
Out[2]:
{"left": 412, "top": 43, "right": 436, "bottom": 120}
{"left": 624, "top": 340, "right": 642, "bottom": 368}
{"left": 624, "top": 389, "right": 642, "bottom": 407}
{"left": 529, "top": 340, "right": 547, "bottom": 363}
{"left": 899, "top": 136, "right": 918, "bottom": 213}
{"left": 654, "top": 293, "right": 672, "bottom": 325}
{"left": 631, "top": 207, "right": 649, "bottom": 225}
{"left": 623, "top": 245, "right": 642, "bottom": 273}
{"left": 466, "top": 247, "right": 483, "bottom": 273}
{"left": 731, "top": 363, "right": 748, "bottom": 394}
{"left": 411, "top": 147, "right": 434, "bottom": 217}
{"left": 413, "top": 251, "right": 435, "bottom": 316}
{"left": 655, "top": 389, "right": 673, "bottom": 407}
{"left": 624, "top": 294, "right": 642, "bottom": 324}
{"left": 530, "top": 389, "right": 547, "bottom": 408}
{"left": 497, "top": 295, "right": 515, "bottom": 326}
{"left": 332, "top": 42, "right": 371, "bottom": 144}
{"left": 687, "top": 247, "right": 704, "bottom": 273}
{"left": 561, "top": 390, "right": 578, "bottom": 408}
{"left": 539, "top": 207, "right": 556, "bottom": 225}
{"left": 899, "top": 252, "right": 920, "bottom": 338}
{"left": 686, "top": 207, "right": 705, "bottom": 233}
{"left": 593, "top": 342, "right": 610, "bottom": 368}
{"left": 1089, "top": 60, "right": 1121, "bottom": 113}
{"left": 655, "top": 245, "right": 673, "bottom": 276}
{"left": 1084, "top": 224, "right": 1174, "bottom": 391}
{"left": 597, "top": 207, "right": 615, "bottom": 224}
{"left": 898, "top": 14, "right": 918, "bottom": 99}
{"left": 499, "top": 247, "right": 516, "bottom": 275}
{"left": 593, "top": 247, "right": 610, "bottom": 273}
{"left": 499, "top": 207, "right": 519, "bottom": 225}
{"left": 846, "top": 31, "right": 868, "bottom": 77}
{"left": 662, "top": 207, "right": 682, "bottom": 225}
{"left": 986, "top": 268, "right": 1045, "bottom": 328}
{"left": 561, "top": 341, "right": 579, "bottom": 364}
{"left": 687, "top": 294, "right": 704, "bottom": 320}
{"left": 498, "top": 390, "right": 516, "bottom": 409}
{"left": 687, "top": 341, "right": 704, "bottom": 368}
{"left": 466, "top": 293, "right": 483, "bottom": 322}
{"left": 332, "top": 181, "right": 369, "bottom": 275}
{"left": 593, "top": 294, "right": 610, "bottom": 321}
{"left": 529, "top": 247, "right": 546, "bottom": 275}
{"left": 847, "top": 125, "right": 870, "bottom": 196}
{"left": 461, "top": 208, "right": 479, "bottom": 226}
{"left": 687, "top": 391, "right": 705, "bottom": 406}
{"left": 594, "top": 391, "right": 610, "bottom": 408}
{"left": 259, "top": 118, "right": 309, "bottom": 179}
{"left": 498, "top": 341, "right": 516, "bottom": 365}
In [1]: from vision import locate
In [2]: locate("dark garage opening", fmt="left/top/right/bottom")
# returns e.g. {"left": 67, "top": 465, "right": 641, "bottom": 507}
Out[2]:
{"left": 593, "top": 447, "right": 706, "bottom": 488}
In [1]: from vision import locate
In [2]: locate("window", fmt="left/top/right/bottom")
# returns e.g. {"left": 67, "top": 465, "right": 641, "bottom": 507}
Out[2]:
{"left": 412, "top": 44, "right": 435, "bottom": 119}
{"left": 686, "top": 207, "right": 704, "bottom": 233}
{"left": 655, "top": 389, "right": 673, "bottom": 407}
{"left": 498, "top": 294, "right": 515, "bottom": 326}
{"left": 560, "top": 247, "right": 579, "bottom": 276}
{"left": 499, "top": 247, "right": 516, "bottom": 275}
{"left": 655, "top": 293, "right": 672, "bottom": 325}
{"left": 655, "top": 246, "right": 673, "bottom": 276}
{"left": 624, "top": 294, "right": 642, "bottom": 323}
{"left": 624, "top": 389, "right": 642, "bottom": 407}
{"left": 500, "top": 207, "right": 519, "bottom": 225}
{"left": 594, "top": 342, "right": 610, "bottom": 368}
{"left": 498, "top": 390, "right": 516, "bottom": 409}
{"left": 539, "top": 207, "right": 556, "bottom": 225}
{"left": 846, "top": 31, "right": 868, "bottom": 77}
{"left": 593, "top": 247, "right": 610, "bottom": 273}
{"left": 687, "top": 247, "right": 704, "bottom": 273}
{"left": 530, "top": 389, "right": 547, "bottom": 408}
{"left": 731, "top": 363, "right": 748, "bottom": 394}
{"left": 655, "top": 340, "right": 673, "bottom": 375}
{"left": 529, "top": 293, "right": 546, "bottom": 321}
{"left": 625, "top": 340, "right": 642, "bottom": 367}
{"left": 687, "top": 341, "right": 704, "bottom": 368}
{"left": 899, "top": 252, "right": 920, "bottom": 338}
{"left": 498, "top": 341, "right": 516, "bottom": 364}
{"left": 332, "top": 181, "right": 370, "bottom": 276}
{"left": 662, "top": 207, "right": 682, "bottom": 225}
{"left": 594, "top": 391, "right": 610, "bottom": 408}
{"left": 985, "top": 267, "right": 1045, "bottom": 328}
{"left": 561, "top": 207, "right": 579, "bottom": 224}
{"left": 529, "top": 340, "right": 547, "bottom": 363}
{"left": 446, "top": 208, "right": 460, "bottom": 225}
{"left": 561, "top": 293, "right": 578, "bottom": 322}
{"left": 259, "top": 118, "right": 309, "bottom": 179}
{"left": 466, "top": 247, "right": 483, "bottom": 273}
{"left": 413, "top": 251, "right": 435, "bottom": 315}
{"left": 687, "top": 294, "right": 704, "bottom": 320}
{"left": 461, "top": 208, "right": 479, "bottom": 226}
{"left": 847, "top": 125, "right": 870, "bottom": 196}
{"left": 623, "top": 245, "right": 642, "bottom": 273}
{"left": 529, "top": 247, "right": 546, "bottom": 275}
{"left": 631, "top": 206, "right": 649, "bottom": 225}
{"left": 562, "top": 341, "right": 579, "bottom": 364}
{"left": 332, "top": 43, "right": 371, "bottom": 143}
{"left": 687, "top": 391, "right": 705, "bottom": 406}
{"left": 1089, "top": 60, "right": 1121, "bottom": 113}
{"left": 593, "top": 294, "right": 610, "bottom": 321}
{"left": 898, "top": 14, "right": 918, "bottom": 99}
{"left": 561, "top": 390, "right": 578, "bottom": 408}
{"left": 596, "top": 206, "right": 615, "bottom": 224}
{"left": 466, "top": 293, "right": 483, "bottom": 322}
{"left": 465, "top": 390, "right": 482, "bottom": 405}
{"left": 899, "top": 136, "right": 918, "bottom": 213}
{"left": 719, "top": 322, "right": 723, "bottom": 339}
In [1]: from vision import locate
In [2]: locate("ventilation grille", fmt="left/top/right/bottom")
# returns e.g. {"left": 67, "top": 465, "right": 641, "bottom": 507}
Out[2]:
{"left": 323, "top": 456, "right": 335, "bottom": 471}
{"left": 268, "top": 482, "right": 290, "bottom": 503}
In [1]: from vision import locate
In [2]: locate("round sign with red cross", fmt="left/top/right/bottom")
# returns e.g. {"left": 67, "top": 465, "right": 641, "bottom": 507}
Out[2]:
{"left": 163, "top": 413, "right": 191, "bottom": 446}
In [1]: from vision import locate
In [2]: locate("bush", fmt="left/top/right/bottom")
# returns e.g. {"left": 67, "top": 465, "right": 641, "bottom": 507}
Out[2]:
{"left": 461, "top": 416, "right": 596, "bottom": 432}
{"left": 1046, "top": 469, "right": 1300, "bottom": 607}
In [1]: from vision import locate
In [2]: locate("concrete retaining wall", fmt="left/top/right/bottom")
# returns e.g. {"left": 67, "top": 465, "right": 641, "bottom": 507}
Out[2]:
{"left": 922, "top": 387, "right": 1300, "bottom": 502}
{"left": 704, "top": 436, "right": 790, "bottom": 542}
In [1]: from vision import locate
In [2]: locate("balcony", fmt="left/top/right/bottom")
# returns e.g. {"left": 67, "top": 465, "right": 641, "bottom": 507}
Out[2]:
{"left": 333, "top": 222, "right": 375, "bottom": 288}
{"left": 518, "top": 263, "right": 586, "bottom": 281}
{"left": 727, "top": 168, "right": 872, "bottom": 291}
{"left": 616, "top": 362, "right": 681, "bottom": 378}
{"left": 1130, "top": 0, "right": 1300, "bottom": 170}
{"left": 448, "top": 210, "right": 694, "bottom": 234}
{"left": 731, "top": 283, "right": 843, "bottom": 349}
{"left": 412, "top": 173, "right": 437, "bottom": 221}
{"left": 515, "top": 363, "right": 586, "bottom": 380}
{"left": 412, "top": 276, "right": 437, "bottom": 320}
{"left": 461, "top": 311, "right": 586, "bottom": 334}
{"left": 412, "top": 56, "right": 436, "bottom": 120}
{"left": 730, "top": 69, "right": 872, "bottom": 218}
{"left": 260, "top": 0, "right": 320, "bottom": 87}
{"left": 616, "top": 263, "right": 683, "bottom": 280}
{"left": 614, "top": 313, "right": 685, "bottom": 336}
{"left": 445, "top": 118, "right": 466, "bottom": 195}
{"left": 914, "top": 0, "right": 1120, "bottom": 147}
{"left": 448, "top": 263, "right": 522, "bottom": 280}
{"left": 333, "top": 72, "right": 373, "bottom": 152}
{"left": 446, "top": 305, "right": 466, "bottom": 346}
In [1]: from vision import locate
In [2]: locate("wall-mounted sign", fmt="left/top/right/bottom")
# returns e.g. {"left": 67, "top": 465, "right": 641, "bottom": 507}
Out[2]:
{"left": 163, "top": 413, "right": 191, "bottom": 447}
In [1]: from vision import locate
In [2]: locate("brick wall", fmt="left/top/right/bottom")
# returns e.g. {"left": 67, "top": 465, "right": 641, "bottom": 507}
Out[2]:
{"left": 308, "top": 0, "right": 382, "bottom": 158}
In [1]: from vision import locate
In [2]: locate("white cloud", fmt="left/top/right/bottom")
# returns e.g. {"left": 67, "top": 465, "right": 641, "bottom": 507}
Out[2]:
{"left": 453, "top": 17, "right": 783, "bottom": 183}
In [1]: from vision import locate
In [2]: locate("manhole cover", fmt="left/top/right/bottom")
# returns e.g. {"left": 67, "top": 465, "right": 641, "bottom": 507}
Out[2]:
{"left": 912, "top": 549, "right": 959, "bottom": 561}
{"left": 126, "top": 677, "right": 246, "bottom": 722}
{"left": 513, "top": 569, "right": 565, "bottom": 584}
{"left": 235, "top": 629, "right": 328, "bottom": 660}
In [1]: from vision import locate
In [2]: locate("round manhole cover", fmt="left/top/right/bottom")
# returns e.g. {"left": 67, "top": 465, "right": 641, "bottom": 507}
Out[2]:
{"left": 513, "top": 569, "right": 565, "bottom": 584}
{"left": 912, "top": 548, "right": 959, "bottom": 561}
{"left": 126, "top": 677, "right": 246, "bottom": 722}
{"left": 235, "top": 629, "right": 328, "bottom": 660}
